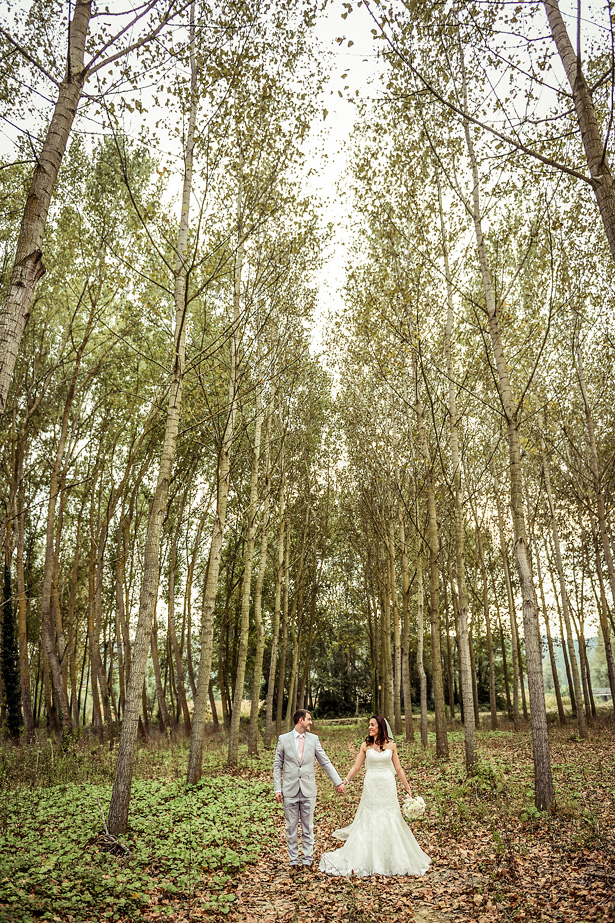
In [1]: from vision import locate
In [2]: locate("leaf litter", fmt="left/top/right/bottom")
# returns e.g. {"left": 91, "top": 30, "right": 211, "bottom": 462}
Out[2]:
{"left": 1, "top": 718, "right": 613, "bottom": 922}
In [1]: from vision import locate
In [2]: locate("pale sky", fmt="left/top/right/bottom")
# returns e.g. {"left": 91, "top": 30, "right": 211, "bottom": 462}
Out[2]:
{"left": 307, "top": 0, "right": 385, "bottom": 352}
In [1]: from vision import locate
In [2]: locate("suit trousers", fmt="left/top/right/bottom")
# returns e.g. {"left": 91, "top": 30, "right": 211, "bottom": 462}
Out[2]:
{"left": 283, "top": 793, "right": 316, "bottom": 865}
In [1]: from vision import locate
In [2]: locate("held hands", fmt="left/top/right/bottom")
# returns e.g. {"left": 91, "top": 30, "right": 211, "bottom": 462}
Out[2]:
{"left": 335, "top": 783, "right": 346, "bottom": 795}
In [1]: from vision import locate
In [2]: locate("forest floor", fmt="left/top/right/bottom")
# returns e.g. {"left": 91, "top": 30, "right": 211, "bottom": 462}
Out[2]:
{"left": 1, "top": 714, "right": 614, "bottom": 923}
{"left": 223, "top": 716, "right": 615, "bottom": 923}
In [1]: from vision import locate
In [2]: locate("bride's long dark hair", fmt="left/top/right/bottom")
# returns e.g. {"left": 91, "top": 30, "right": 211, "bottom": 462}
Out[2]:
{"left": 366, "top": 715, "right": 389, "bottom": 751}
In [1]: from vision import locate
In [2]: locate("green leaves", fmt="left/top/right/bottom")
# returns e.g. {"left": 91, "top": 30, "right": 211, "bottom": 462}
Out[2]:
{"left": 0, "top": 776, "right": 273, "bottom": 922}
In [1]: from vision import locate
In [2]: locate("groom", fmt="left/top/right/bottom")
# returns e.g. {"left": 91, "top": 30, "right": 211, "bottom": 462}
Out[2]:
{"left": 274, "top": 709, "right": 346, "bottom": 870}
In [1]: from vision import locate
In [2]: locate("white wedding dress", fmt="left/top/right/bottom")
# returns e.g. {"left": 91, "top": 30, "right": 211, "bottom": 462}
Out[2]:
{"left": 319, "top": 748, "right": 431, "bottom": 877}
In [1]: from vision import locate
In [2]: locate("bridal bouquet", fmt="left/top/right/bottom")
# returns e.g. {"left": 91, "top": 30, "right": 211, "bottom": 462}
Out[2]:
{"left": 402, "top": 795, "right": 426, "bottom": 820}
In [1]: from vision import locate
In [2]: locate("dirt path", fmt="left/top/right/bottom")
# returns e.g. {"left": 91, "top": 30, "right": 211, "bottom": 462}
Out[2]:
{"left": 228, "top": 816, "right": 452, "bottom": 923}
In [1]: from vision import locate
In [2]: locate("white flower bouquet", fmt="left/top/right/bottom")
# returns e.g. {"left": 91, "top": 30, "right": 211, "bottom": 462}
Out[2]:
{"left": 402, "top": 795, "right": 426, "bottom": 820}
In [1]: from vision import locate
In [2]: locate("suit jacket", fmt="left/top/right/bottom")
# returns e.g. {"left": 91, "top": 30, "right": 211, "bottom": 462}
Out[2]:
{"left": 273, "top": 730, "right": 342, "bottom": 800}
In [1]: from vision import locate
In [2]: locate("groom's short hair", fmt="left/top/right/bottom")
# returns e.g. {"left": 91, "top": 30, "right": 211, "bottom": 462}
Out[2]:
{"left": 293, "top": 709, "right": 310, "bottom": 726}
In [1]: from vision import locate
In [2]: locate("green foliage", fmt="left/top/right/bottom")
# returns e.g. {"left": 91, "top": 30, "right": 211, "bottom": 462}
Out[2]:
{"left": 0, "top": 775, "right": 273, "bottom": 922}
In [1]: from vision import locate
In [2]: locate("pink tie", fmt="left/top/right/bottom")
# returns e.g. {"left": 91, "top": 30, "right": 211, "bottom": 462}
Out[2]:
{"left": 298, "top": 734, "right": 304, "bottom": 763}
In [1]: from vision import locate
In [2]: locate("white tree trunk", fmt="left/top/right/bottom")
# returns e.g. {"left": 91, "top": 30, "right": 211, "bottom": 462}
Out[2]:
{"left": 228, "top": 373, "right": 264, "bottom": 764}
{"left": 437, "top": 170, "right": 476, "bottom": 768}
{"left": 543, "top": 0, "right": 615, "bottom": 263}
{"left": 187, "top": 163, "right": 243, "bottom": 784}
{"left": 416, "top": 544, "right": 428, "bottom": 749}
{"left": 248, "top": 400, "right": 275, "bottom": 755}
{"left": 397, "top": 499, "right": 414, "bottom": 741}
{"left": 108, "top": 3, "right": 196, "bottom": 832}
{"left": 0, "top": 0, "right": 92, "bottom": 413}
{"left": 461, "top": 51, "right": 553, "bottom": 809}
{"left": 542, "top": 437, "right": 586, "bottom": 737}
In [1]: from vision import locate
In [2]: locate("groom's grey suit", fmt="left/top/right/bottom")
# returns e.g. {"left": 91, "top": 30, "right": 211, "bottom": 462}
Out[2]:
{"left": 274, "top": 730, "right": 342, "bottom": 866}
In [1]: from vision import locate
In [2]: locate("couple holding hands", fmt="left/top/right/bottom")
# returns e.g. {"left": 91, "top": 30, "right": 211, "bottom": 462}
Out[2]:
{"left": 273, "top": 709, "right": 431, "bottom": 877}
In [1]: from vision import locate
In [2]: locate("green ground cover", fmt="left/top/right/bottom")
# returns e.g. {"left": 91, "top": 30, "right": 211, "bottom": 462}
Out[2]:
{"left": 1, "top": 717, "right": 614, "bottom": 923}
{"left": 0, "top": 741, "right": 273, "bottom": 923}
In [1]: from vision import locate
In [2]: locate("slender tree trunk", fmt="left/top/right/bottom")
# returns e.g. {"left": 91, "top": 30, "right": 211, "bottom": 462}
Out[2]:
{"left": 15, "top": 451, "right": 34, "bottom": 741}
{"left": 151, "top": 614, "right": 171, "bottom": 733}
{"left": 93, "top": 525, "right": 112, "bottom": 728}
{"left": 218, "top": 602, "right": 230, "bottom": 730}
{"left": 168, "top": 510, "right": 191, "bottom": 735}
{"left": 298, "top": 580, "right": 317, "bottom": 709}
{"left": 208, "top": 681, "right": 219, "bottom": 728}
{"left": 378, "top": 539, "right": 394, "bottom": 726}
{"left": 586, "top": 512, "right": 615, "bottom": 710}
{"left": 556, "top": 601, "right": 576, "bottom": 714}
{"left": 108, "top": 5, "right": 196, "bottom": 831}
{"left": 472, "top": 514, "right": 498, "bottom": 730}
{"left": 0, "top": 0, "right": 93, "bottom": 412}
{"left": 141, "top": 682, "right": 149, "bottom": 737}
{"left": 462, "top": 54, "right": 553, "bottom": 808}
{"left": 76, "top": 635, "right": 87, "bottom": 725}
{"left": 416, "top": 547, "right": 428, "bottom": 749}
{"left": 366, "top": 564, "right": 380, "bottom": 713}
{"left": 517, "top": 630, "right": 529, "bottom": 721}
{"left": 468, "top": 616, "right": 480, "bottom": 726}
{"left": 493, "top": 470, "right": 521, "bottom": 729}
{"left": 40, "top": 333, "right": 93, "bottom": 733}
{"left": 275, "top": 528, "right": 290, "bottom": 735}
{"left": 286, "top": 619, "right": 300, "bottom": 727}
{"left": 43, "top": 648, "right": 56, "bottom": 733}
{"left": 388, "top": 517, "right": 403, "bottom": 736}
{"left": 284, "top": 504, "right": 310, "bottom": 729}
{"left": 264, "top": 485, "right": 285, "bottom": 748}
{"left": 543, "top": 0, "right": 615, "bottom": 263}
{"left": 495, "top": 602, "right": 512, "bottom": 719}
{"left": 536, "top": 549, "right": 566, "bottom": 725}
{"left": 228, "top": 373, "right": 264, "bottom": 764}
{"left": 415, "top": 359, "right": 448, "bottom": 758}
{"left": 398, "top": 501, "right": 414, "bottom": 741}
{"left": 185, "top": 515, "right": 205, "bottom": 702}
{"left": 249, "top": 404, "right": 275, "bottom": 755}
{"left": 442, "top": 571, "right": 455, "bottom": 720}
{"left": 115, "top": 520, "right": 127, "bottom": 718}
{"left": 437, "top": 167, "right": 474, "bottom": 763}
{"left": 574, "top": 325, "right": 615, "bottom": 637}
{"left": 187, "top": 151, "right": 242, "bottom": 787}
{"left": 542, "top": 439, "right": 586, "bottom": 737}
{"left": 447, "top": 560, "right": 464, "bottom": 724}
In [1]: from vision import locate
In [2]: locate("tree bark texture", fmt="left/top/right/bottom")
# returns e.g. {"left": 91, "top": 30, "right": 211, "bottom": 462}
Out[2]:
{"left": 108, "top": 3, "right": 195, "bottom": 831}
{"left": 397, "top": 500, "right": 414, "bottom": 741}
{"left": 438, "top": 171, "right": 475, "bottom": 767}
{"left": 228, "top": 374, "right": 264, "bottom": 764}
{"left": 415, "top": 369, "right": 448, "bottom": 758}
{"left": 462, "top": 54, "right": 554, "bottom": 808}
{"left": 0, "top": 0, "right": 93, "bottom": 413}
{"left": 264, "top": 486, "right": 285, "bottom": 748}
{"left": 543, "top": 0, "right": 615, "bottom": 264}
{"left": 542, "top": 439, "right": 586, "bottom": 737}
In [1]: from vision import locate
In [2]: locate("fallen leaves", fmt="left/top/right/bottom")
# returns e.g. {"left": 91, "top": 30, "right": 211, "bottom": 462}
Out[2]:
{"left": 227, "top": 717, "right": 615, "bottom": 923}
{"left": 1, "top": 718, "right": 613, "bottom": 923}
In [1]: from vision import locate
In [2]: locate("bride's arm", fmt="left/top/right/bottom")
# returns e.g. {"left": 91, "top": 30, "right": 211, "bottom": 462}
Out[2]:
{"left": 391, "top": 744, "right": 412, "bottom": 795}
{"left": 343, "top": 742, "right": 367, "bottom": 784}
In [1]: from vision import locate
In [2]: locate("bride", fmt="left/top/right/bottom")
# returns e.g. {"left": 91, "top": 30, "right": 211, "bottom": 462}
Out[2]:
{"left": 319, "top": 715, "right": 431, "bottom": 877}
